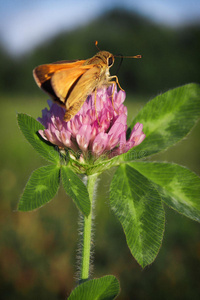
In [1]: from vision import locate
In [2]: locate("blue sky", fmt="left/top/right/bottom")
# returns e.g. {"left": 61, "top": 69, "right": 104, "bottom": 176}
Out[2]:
{"left": 0, "top": 0, "right": 200, "bottom": 55}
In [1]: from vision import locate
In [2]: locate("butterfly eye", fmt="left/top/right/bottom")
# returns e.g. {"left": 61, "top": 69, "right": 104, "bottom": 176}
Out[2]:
{"left": 108, "top": 56, "right": 114, "bottom": 67}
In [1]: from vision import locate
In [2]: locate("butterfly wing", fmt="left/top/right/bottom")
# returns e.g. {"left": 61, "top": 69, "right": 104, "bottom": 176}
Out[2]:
{"left": 33, "top": 58, "right": 104, "bottom": 121}
{"left": 51, "top": 65, "right": 93, "bottom": 103}
{"left": 33, "top": 60, "right": 86, "bottom": 100}
{"left": 63, "top": 66, "right": 102, "bottom": 121}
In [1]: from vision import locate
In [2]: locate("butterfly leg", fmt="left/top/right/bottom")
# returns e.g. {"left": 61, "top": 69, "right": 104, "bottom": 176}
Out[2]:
{"left": 109, "top": 75, "right": 124, "bottom": 92}
{"left": 94, "top": 88, "right": 100, "bottom": 125}
{"left": 110, "top": 81, "right": 117, "bottom": 113}
{"left": 108, "top": 75, "right": 125, "bottom": 114}
{"left": 107, "top": 80, "right": 119, "bottom": 114}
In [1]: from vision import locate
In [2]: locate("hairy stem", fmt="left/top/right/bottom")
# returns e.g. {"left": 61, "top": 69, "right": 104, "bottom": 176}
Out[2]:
{"left": 80, "top": 173, "right": 98, "bottom": 281}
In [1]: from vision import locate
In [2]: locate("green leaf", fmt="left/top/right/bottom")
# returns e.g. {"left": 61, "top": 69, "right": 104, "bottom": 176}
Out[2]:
{"left": 110, "top": 165, "right": 165, "bottom": 268}
{"left": 61, "top": 166, "right": 90, "bottom": 217}
{"left": 124, "top": 84, "right": 200, "bottom": 161}
{"left": 17, "top": 113, "right": 60, "bottom": 163}
{"left": 68, "top": 275, "right": 120, "bottom": 300}
{"left": 130, "top": 161, "right": 200, "bottom": 222}
{"left": 18, "top": 165, "right": 60, "bottom": 211}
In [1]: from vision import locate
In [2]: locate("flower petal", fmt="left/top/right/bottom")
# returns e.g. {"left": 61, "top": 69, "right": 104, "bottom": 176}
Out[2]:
{"left": 129, "top": 122, "right": 146, "bottom": 146}
{"left": 37, "top": 87, "right": 145, "bottom": 158}
{"left": 76, "top": 125, "right": 92, "bottom": 152}
{"left": 92, "top": 132, "right": 109, "bottom": 156}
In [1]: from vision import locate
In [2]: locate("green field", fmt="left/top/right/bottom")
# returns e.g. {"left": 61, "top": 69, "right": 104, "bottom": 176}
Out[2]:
{"left": 0, "top": 93, "right": 200, "bottom": 299}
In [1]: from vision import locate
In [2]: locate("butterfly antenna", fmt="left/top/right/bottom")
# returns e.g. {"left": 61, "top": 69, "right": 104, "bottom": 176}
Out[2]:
{"left": 95, "top": 40, "right": 101, "bottom": 51}
{"left": 114, "top": 54, "right": 142, "bottom": 59}
{"left": 114, "top": 53, "right": 141, "bottom": 74}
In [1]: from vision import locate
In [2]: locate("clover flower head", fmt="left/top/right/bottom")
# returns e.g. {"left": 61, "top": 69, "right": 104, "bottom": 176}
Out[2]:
{"left": 38, "top": 86, "right": 145, "bottom": 161}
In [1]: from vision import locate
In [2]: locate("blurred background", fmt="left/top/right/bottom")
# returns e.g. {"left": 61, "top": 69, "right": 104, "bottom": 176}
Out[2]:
{"left": 0, "top": 0, "right": 200, "bottom": 299}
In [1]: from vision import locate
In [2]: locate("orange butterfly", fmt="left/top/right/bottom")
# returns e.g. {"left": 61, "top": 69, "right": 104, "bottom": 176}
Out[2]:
{"left": 33, "top": 42, "right": 141, "bottom": 121}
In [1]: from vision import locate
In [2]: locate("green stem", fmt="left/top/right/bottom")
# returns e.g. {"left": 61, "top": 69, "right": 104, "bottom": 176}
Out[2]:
{"left": 80, "top": 173, "right": 98, "bottom": 281}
